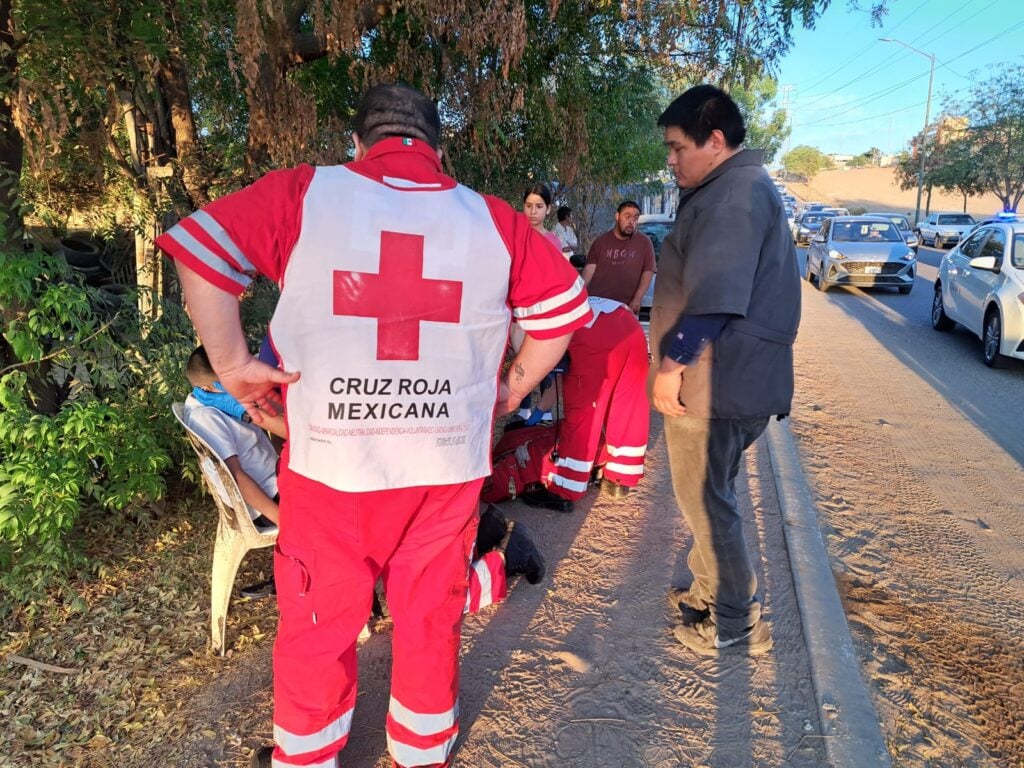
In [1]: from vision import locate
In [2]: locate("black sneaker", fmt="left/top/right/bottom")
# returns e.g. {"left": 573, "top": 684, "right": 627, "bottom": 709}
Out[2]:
{"left": 666, "top": 587, "right": 711, "bottom": 626}
{"left": 239, "top": 577, "right": 276, "bottom": 600}
{"left": 600, "top": 478, "right": 631, "bottom": 499}
{"left": 521, "top": 487, "right": 573, "bottom": 513}
{"left": 249, "top": 745, "right": 273, "bottom": 768}
{"left": 251, "top": 514, "right": 279, "bottom": 535}
{"left": 476, "top": 504, "right": 509, "bottom": 554}
{"left": 501, "top": 521, "right": 546, "bottom": 584}
{"left": 672, "top": 618, "right": 773, "bottom": 656}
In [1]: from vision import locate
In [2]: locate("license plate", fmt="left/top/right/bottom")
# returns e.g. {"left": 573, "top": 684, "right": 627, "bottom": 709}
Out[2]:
{"left": 865, "top": 265, "right": 882, "bottom": 275}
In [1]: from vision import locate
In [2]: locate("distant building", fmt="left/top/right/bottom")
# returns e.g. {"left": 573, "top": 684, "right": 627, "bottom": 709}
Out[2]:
{"left": 828, "top": 153, "right": 855, "bottom": 169}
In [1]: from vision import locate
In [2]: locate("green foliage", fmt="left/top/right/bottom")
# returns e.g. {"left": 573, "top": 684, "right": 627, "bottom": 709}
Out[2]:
{"left": 782, "top": 144, "right": 834, "bottom": 179}
{"left": 731, "top": 76, "right": 790, "bottom": 165}
{"left": 943, "top": 64, "right": 1024, "bottom": 212}
{"left": 0, "top": 247, "right": 195, "bottom": 602}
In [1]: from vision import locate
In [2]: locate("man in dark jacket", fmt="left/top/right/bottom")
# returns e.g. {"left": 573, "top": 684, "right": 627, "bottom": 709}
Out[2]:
{"left": 649, "top": 85, "right": 801, "bottom": 656}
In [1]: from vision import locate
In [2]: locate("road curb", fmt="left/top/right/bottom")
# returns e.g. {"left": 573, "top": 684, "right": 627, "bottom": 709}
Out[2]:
{"left": 764, "top": 418, "right": 892, "bottom": 768}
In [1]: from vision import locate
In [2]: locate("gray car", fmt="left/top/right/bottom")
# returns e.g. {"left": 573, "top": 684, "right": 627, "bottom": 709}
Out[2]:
{"left": 637, "top": 214, "right": 674, "bottom": 317}
{"left": 865, "top": 212, "right": 920, "bottom": 252}
{"left": 804, "top": 216, "right": 918, "bottom": 294}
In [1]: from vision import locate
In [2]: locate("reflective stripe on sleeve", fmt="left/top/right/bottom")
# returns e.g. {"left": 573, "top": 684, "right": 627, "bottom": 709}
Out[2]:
{"left": 272, "top": 707, "right": 353, "bottom": 756}
{"left": 513, "top": 276, "right": 584, "bottom": 318}
{"left": 190, "top": 210, "right": 256, "bottom": 272}
{"left": 518, "top": 299, "right": 591, "bottom": 332}
{"left": 162, "top": 224, "right": 252, "bottom": 290}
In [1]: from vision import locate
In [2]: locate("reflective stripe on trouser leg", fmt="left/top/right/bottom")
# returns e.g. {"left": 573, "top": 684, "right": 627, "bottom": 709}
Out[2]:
{"left": 544, "top": 313, "right": 621, "bottom": 500}
{"left": 271, "top": 471, "right": 378, "bottom": 768}
{"left": 544, "top": 452, "right": 592, "bottom": 499}
{"left": 597, "top": 310, "right": 650, "bottom": 488}
{"left": 383, "top": 480, "right": 482, "bottom": 767}
{"left": 465, "top": 550, "right": 508, "bottom": 614}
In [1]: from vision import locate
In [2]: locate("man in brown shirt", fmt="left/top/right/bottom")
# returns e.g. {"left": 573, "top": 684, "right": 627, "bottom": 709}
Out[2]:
{"left": 583, "top": 200, "right": 656, "bottom": 314}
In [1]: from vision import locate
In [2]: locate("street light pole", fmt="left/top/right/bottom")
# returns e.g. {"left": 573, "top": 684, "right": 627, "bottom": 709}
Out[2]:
{"left": 880, "top": 38, "right": 935, "bottom": 225}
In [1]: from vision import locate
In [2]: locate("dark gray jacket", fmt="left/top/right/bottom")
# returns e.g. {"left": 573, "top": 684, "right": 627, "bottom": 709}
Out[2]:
{"left": 650, "top": 149, "right": 801, "bottom": 418}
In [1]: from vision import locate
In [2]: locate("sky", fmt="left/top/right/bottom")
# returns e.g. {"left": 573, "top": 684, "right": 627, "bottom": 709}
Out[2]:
{"left": 773, "top": 0, "right": 1024, "bottom": 158}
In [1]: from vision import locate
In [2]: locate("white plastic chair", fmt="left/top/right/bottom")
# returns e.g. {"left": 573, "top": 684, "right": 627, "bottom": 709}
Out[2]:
{"left": 172, "top": 402, "right": 277, "bottom": 655}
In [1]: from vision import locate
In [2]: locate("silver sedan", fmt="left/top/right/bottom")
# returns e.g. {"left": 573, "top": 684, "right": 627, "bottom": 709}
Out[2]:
{"left": 804, "top": 216, "right": 918, "bottom": 294}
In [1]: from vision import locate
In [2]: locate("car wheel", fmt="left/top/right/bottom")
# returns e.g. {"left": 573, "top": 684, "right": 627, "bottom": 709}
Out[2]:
{"left": 983, "top": 308, "right": 1006, "bottom": 368}
{"left": 931, "top": 285, "right": 955, "bottom": 330}
{"left": 804, "top": 256, "right": 815, "bottom": 283}
{"left": 934, "top": 234, "right": 944, "bottom": 249}
{"left": 898, "top": 283, "right": 913, "bottom": 295}
{"left": 817, "top": 267, "right": 829, "bottom": 292}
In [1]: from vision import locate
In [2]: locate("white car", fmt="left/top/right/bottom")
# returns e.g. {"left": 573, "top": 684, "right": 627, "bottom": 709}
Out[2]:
{"left": 932, "top": 219, "right": 1024, "bottom": 367}
{"left": 637, "top": 213, "right": 674, "bottom": 317}
{"left": 916, "top": 212, "right": 976, "bottom": 249}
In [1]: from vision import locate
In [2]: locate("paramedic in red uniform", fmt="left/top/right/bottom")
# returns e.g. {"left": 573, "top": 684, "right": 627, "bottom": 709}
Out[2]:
{"left": 530, "top": 297, "right": 650, "bottom": 511}
{"left": 158, "top": 84, "right": 590, "bottom": 768}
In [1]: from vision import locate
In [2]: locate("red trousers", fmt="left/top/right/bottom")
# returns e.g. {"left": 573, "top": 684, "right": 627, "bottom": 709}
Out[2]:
{"left": 271, "top": 471, "right": 483, "bottom": 768}
{"left": 465, "top": 551, "right": 507, "bottom": 613}
{"left": 544, "top": 307, "right": 650, "bottom": 500}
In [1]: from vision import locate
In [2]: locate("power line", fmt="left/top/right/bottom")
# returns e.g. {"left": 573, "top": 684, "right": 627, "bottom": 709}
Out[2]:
{"left": 791, "top": 0, "right": 930, "bottom": 95}
{"left": 793, "top": 16, "right": 1024, "bottom": 128}
{"left": 792, "top": 0, "right": 999, "bottom": 109}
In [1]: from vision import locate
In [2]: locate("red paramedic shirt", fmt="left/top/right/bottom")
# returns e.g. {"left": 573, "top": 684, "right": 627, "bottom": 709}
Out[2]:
{"left": 158, "top": 137, "right": 591, "bottom": 492}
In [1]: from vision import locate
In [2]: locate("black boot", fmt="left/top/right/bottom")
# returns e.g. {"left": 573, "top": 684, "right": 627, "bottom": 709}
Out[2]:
{"left": 521, "top": 487, "right": 573, "bottom": 513}
{"left": 501, "top": 521, "right": 546, "bottom": 584}
{"left": 476, "top": 503, "right": 509, "bottom": 553}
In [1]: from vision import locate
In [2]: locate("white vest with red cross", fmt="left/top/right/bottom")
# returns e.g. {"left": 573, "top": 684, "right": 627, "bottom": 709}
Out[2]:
{"left": 270, "top": 166, "right": 511, "bottom": 492}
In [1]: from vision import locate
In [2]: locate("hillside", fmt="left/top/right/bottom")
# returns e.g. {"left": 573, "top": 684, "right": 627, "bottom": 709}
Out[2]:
{"left": 785, "top": 167, "right": 1006, "bottom": 220}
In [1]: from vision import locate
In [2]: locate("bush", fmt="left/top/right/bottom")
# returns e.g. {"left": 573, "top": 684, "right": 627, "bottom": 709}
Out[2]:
{"left": 0, "top": 246, "right": 195, "bottom": 604}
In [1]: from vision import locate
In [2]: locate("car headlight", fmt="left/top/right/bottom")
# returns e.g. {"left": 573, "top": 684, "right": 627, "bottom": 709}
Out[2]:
{"left": 901, "top": 250, "right": 917, "bottom": 261}
{"left": 828, "top": 249, "right": 845, "bottom": 260}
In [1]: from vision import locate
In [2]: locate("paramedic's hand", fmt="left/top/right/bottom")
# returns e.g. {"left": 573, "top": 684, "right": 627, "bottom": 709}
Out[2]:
{"left": 651, "top": 357, "right": 687, "bottom": 418}
{"left": 496, "top": 376, "right": 525, "bottom": 416}
{"left": 628, "top": 297, "right": 642, "bottom": 315}
{"left": 217, "top": 355, "right": 300, "bottom": 424}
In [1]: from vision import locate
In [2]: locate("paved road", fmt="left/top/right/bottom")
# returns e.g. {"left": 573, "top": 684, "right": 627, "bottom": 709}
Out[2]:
{"left": 791, "top": 243, "right": 1024, "bottom": 766}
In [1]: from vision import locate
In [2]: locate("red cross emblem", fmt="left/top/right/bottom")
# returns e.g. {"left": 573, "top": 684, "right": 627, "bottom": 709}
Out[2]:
{"left": 333, "top": 231, "right": 463, "bottom": 361}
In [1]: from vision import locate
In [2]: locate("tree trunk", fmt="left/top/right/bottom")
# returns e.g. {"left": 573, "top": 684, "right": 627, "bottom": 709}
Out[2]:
{"left": 926, "top": 184, "right": 933, "bottom": 217}
{"left": 0, "top": 0, "right": 23, "bottom": 248}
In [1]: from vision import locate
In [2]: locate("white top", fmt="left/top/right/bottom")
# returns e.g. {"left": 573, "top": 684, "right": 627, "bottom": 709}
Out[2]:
{"left": 183, "top": 395, "right": 279, "bottom": 509}
{"left": 553, "top": 222, "right": 579, "bottom": 251}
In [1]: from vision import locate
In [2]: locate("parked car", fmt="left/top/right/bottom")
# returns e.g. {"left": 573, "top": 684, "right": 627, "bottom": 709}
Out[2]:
{"left": 916, "top": 212, "right": 976, "bottom": 249}
{"left": 792, "top": 211, "right": 834, "bottom": 246}
{"left": 865, "top": 212, "right": 920, "bottom": 252}
{"left": 964, "top": 211, "right": 1024, "bottom": 238}
{"left": 931, "top": 219, "right": 1024, "bottom": 367}
{"left": 637, "top": 213, "right": 675, "bottom": 317}
{"left": 821, "top": 207, "right": 850, "bottom": 217}
{"left": 804, "top": 216, "right": 917, "bottom": 294}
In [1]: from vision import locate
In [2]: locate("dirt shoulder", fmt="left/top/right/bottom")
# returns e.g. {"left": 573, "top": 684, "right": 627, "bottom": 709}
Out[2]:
{"left": 786, "top": 167, "right": 1006, "bottom": 219}
{"left": 2, "top": 420, "right": 827, "bottom": 768}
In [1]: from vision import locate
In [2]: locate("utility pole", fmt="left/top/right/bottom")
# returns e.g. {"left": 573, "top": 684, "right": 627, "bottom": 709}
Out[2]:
{"left": 880, "top": 38, "right": 935, "bottom": 224}
{"left": 781, "top": 84, "right": 795, "bottom": 156}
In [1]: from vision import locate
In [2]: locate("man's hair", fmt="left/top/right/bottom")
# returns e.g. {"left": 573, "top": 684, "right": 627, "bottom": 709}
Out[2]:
{"left": 557, "top": 206, "right": 572, "bottom": 222}
{"left": 617, "top": 200, "right": 640, "bottom": 214}
{"left": 657, "top": 85, "right": 746, "bottom": 148}
{"left": 186, "top": 345, "right": 215, "bottom": 387}
{"left": 353, "top": 84, "right": 441, "bottom": 149}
